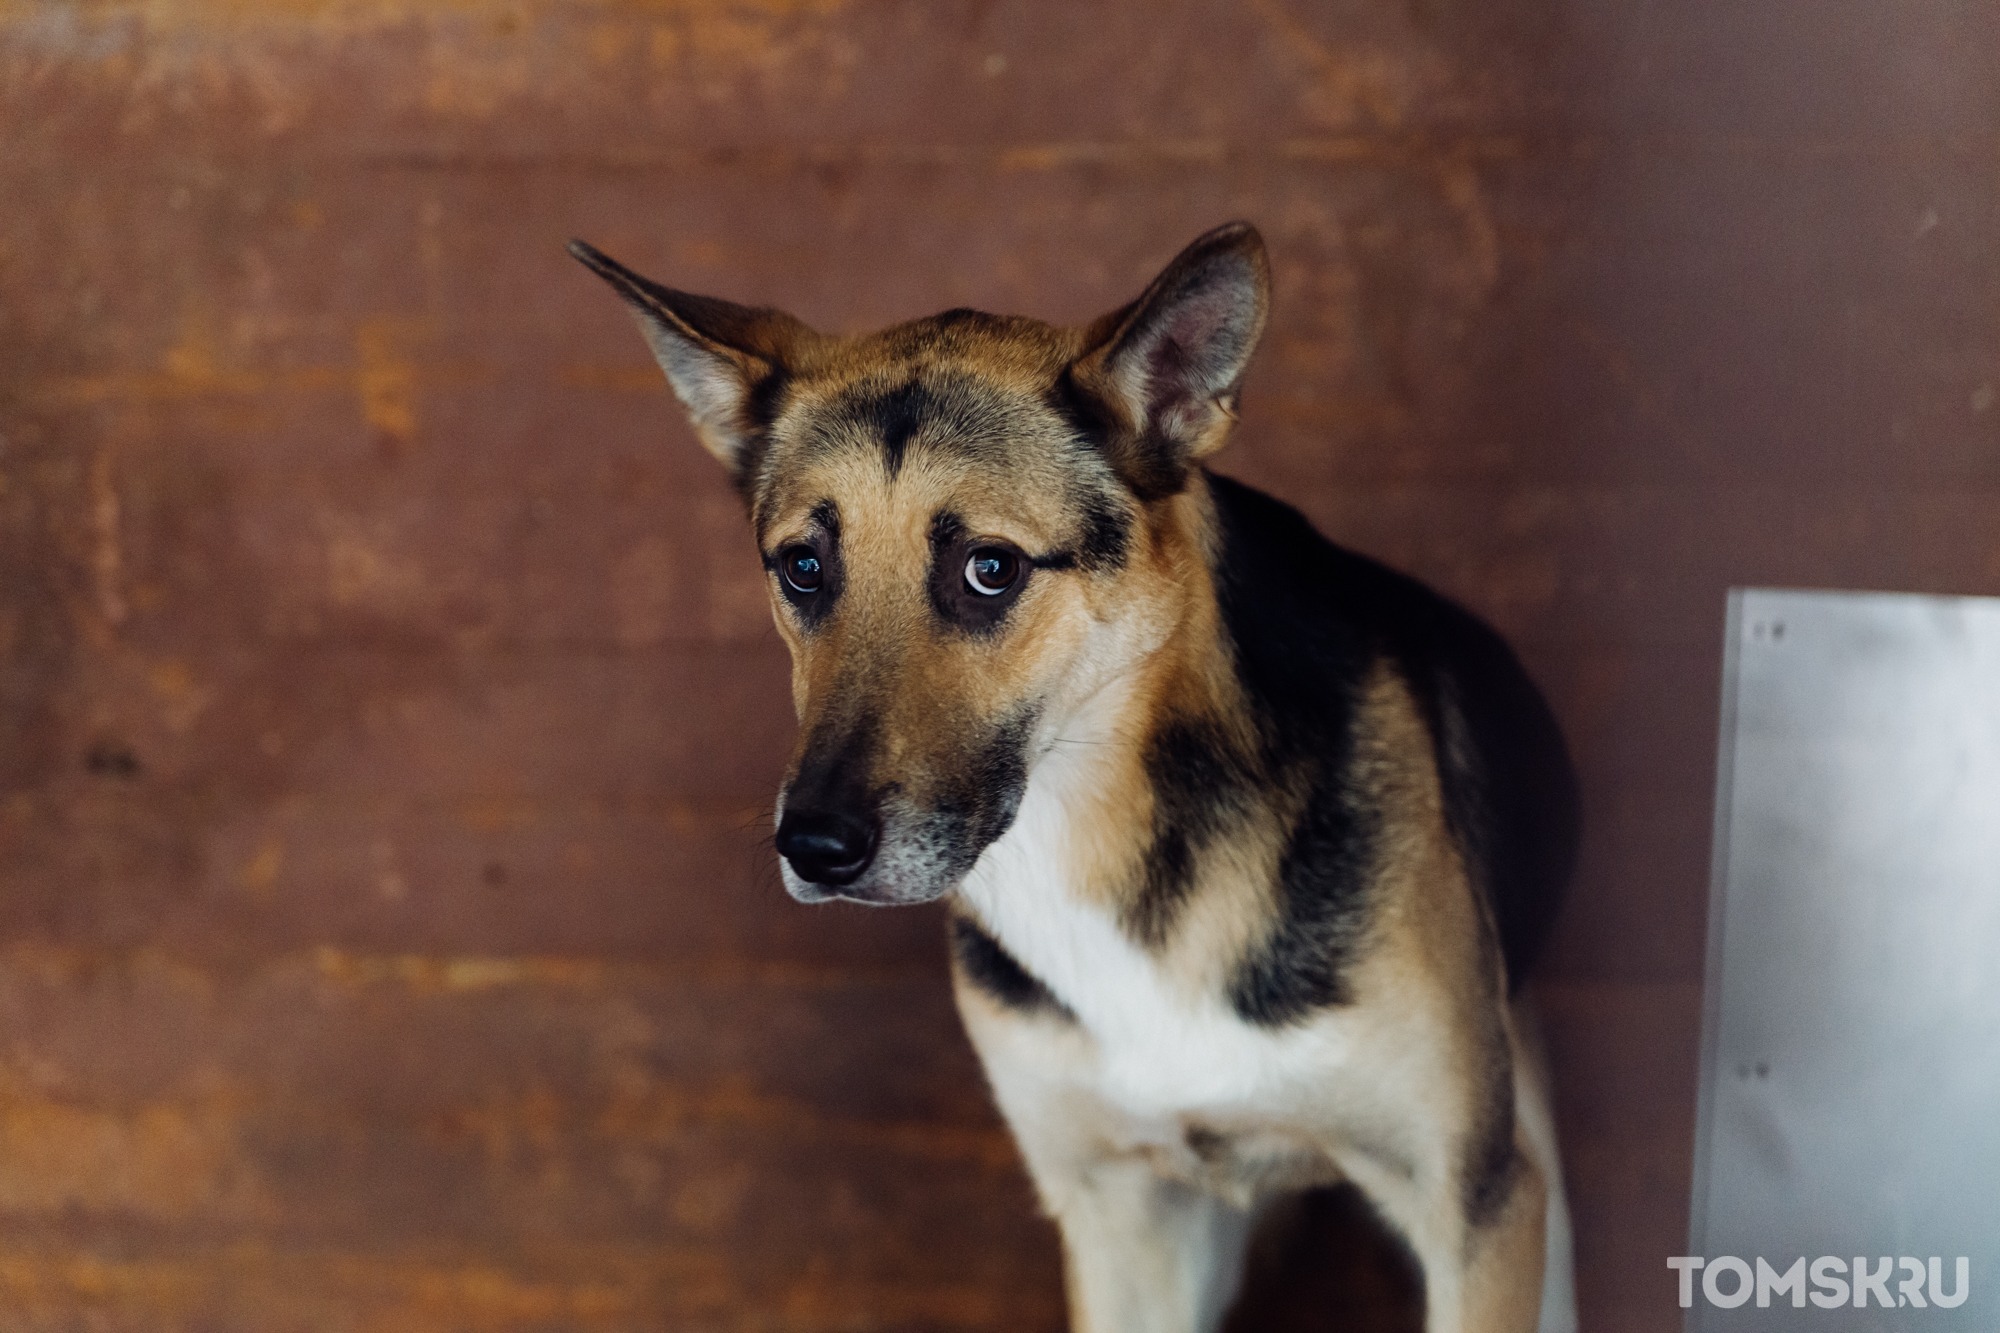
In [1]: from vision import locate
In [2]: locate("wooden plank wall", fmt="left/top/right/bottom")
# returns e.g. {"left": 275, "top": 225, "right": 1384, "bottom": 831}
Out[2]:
{"left": 2, "top": 1, "right": 1995, "bottom": 1328}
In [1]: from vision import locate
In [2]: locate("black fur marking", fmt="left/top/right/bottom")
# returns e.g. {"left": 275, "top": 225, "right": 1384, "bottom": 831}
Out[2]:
{"left": 928, "top": 508, "right": 964, "bottom": 551}
{"left": 1075, "top": 488, "right": 1131, "bottom": 571}
{"left": 938, "top": 706, "right": 1037, "bottom": 871}
{"left": 924, "top": 509, "right": 967, "bottom": 626}
{"left": 927, "top": 307, "right": 1002, "bottom": 332}
{"left": 815, "top": 370, "right": 1026, "bottom": 477}
{"left": 927, "top": 510, "right": 1030, "bottom": 634}
{"left": 949, "top": 915, "right": 1073, "bottom": 1020}
{"left": 1424, "top": 641, "right": 1580, "bottom": 990}
{"left": 1230, "top": 768, "right": 1378, "bottom": 1023}
{"left": 863, "top": 379, "right": 935, "bottom": 477}
{"left": 1206, "top": 473, "right": 1579, "bottom": 1023}
{"left": 767, "top": 499, "right": 842, "bottom": 629}
{"left": 1202, "top": 480, "right": 1377, "bottom": 1022}
{"left": 1462, "top": 1037, "right": 1522, "bottom": 1229}
{"left": 883, "top": 307, "right": 1030, "bottom": 353}
{"left": 732, "top": 368, "right": 790, "bottom": 498}
{"left": 1044, "top": 372, "right": 1134, "bottom": 569}
{"left": 1047, "top": 367, "right": 1185, "bottom": 502}
{"left": 1047, "top": 365, "right": 1116, "bottom": 452}
{"left": 1124, "top": 717, "right": 1257, "bottom": 950}
{"left": 784, "top": 710, "right": 879, "bottom": 825}
{"left": 1184, "top": 1124, "right": 1229, "bottom": 1162}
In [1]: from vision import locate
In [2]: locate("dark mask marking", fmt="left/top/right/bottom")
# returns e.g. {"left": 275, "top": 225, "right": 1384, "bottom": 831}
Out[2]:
{"left": 931, "top": 705, "right": 1037, "bottom": 878}
{"left": 784, "top": 709, "right": 878, "bottom": 825}
{"left": 926, "top": 509, "right": 1034, "bottom": 634}
{"left": 765, "top": 499, "right": 843, "bottom": 629}
{"left": 949, "top": 914, "right": 1074, "bottom": 1020}
{"left": 924, "top": 509, "right": 968, "bottom": 626}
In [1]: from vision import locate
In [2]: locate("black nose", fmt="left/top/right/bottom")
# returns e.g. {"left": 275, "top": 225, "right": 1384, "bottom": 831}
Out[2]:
{"left": 775, "top": 809, "right": 879, "bottom": 887}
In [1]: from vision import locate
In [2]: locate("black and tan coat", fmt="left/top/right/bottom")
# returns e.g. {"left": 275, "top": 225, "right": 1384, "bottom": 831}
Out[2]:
{"left": 573, "top": 223, "right": 1581, "bottom": 1333}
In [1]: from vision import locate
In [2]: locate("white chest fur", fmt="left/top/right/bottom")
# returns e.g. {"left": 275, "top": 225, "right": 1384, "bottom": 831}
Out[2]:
{"left": 955, "top": 729, "right": 1352, "bottom": 1127}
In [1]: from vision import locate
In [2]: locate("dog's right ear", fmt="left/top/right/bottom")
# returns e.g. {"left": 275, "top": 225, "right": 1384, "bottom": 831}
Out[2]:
{"left": 1068, "top": 222, "right": 1269, "bottom": 499}
{"left": 569, "top": 240, "right": 812, "bottom": 481}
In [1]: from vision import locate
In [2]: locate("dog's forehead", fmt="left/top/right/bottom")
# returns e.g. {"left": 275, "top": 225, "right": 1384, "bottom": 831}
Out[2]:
{"left": 753, "top": 344, "right": 1102, "bottom": 542}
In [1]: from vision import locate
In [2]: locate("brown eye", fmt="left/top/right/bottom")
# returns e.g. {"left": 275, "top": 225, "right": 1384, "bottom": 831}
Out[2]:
{"left": 781, "top": 547, "right": 824, "bottom": 594}
{"left": 964, "top": 547, "right": 1020, "bottom": 597}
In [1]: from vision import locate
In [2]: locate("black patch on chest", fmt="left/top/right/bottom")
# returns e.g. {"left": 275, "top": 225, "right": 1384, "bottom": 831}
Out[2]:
{"left": 949, "top": 915, "right": 1074, "bottom": 1020}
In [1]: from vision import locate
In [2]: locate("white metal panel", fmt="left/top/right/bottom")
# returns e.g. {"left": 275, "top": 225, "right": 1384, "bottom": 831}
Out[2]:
{"left": 1690, "top": 589, "right": 2000, "bottom": 1330}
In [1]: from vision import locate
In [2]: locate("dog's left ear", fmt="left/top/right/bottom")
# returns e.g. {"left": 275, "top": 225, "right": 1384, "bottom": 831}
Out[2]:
{"left": 1069, "top": 222, "right": 1270, "bottom": 498}
{"left": 569, "top": 239, "right": 813, "bottom": 483}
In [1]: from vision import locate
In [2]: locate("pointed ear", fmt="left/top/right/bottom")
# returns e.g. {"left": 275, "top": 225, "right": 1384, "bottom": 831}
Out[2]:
{"left": 569, "top": 240, "right": 812, "bottom": 481}
{"left": 1068, "top": 222, "right": 1270, "bottom": 498}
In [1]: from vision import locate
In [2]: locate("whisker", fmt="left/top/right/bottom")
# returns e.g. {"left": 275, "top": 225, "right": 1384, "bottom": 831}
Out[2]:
{"left": 733, "top": 805, "right": 777, "bottom": 835}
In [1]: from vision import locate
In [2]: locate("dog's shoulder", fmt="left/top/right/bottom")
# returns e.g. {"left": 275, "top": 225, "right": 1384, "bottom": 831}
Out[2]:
{"left": 1205, "top": 473, "right": 1578, "bottom": 995}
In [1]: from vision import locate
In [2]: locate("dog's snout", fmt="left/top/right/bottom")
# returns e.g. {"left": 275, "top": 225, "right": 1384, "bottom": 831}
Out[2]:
{"left": 775, "top": 809, "right": 879, "bottom": 886}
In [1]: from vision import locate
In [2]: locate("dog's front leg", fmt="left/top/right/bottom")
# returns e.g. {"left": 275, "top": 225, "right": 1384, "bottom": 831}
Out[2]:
{"left": 1050, "top": 1156, "right": 1252, "bottom": 1333}
{"left": 1344, "top": 1009, "right": 1568, "bottom": 1333}
{"left": 952, "top": 972, "right": 1252, "bottom": 1332}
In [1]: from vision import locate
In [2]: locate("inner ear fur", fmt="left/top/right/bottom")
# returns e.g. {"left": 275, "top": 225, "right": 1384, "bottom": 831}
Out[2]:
{"left": 569, "top": 239, "right": 814, "bottom": 482}
{"left": 1069, "top": 222, "right": 1271, "bottom": 499}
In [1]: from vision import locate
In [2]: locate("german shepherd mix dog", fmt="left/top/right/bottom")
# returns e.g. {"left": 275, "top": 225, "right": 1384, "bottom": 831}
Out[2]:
{"left": 571, "top": 224, "right": 1580, "bottom": 1333}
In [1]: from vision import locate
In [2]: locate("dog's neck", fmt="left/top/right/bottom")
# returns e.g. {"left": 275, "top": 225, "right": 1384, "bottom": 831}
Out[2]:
{"left": 1004, "top": 476, "right": 1267, "bottom": 956}
{"left": 957, "top": 496, "right": 1278, "bottom": 1026}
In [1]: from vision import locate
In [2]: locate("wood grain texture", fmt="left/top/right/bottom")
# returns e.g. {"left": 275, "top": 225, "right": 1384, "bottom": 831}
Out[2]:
{"left": 1, "top": 0, "right": 1995, "bottom": 1327}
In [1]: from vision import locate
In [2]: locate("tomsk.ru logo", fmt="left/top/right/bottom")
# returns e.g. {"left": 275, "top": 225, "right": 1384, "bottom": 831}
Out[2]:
{"left": 1668, "top": 1256, "right": 1971, "bottom": 1310}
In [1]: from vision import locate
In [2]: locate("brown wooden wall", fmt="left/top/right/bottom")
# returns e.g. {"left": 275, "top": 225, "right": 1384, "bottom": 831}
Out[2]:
{"left": 2, "top": 1, "right": 1995, "bottom": 1328}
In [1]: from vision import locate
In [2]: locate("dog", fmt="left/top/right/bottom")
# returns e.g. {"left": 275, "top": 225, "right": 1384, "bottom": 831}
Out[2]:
{"left": 571, "top": 222, "right": 1580, "bottom": 1333}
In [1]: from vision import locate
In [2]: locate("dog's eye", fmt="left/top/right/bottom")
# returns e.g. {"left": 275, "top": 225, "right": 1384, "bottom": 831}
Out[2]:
{"left": 964, "top": 548, "right": 1020, "bottom": 597}
{"left": 781, "top": 547, "right": 824, "bottom": 594}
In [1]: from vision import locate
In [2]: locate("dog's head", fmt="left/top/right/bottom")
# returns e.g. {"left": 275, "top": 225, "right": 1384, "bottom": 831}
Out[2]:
{"left": 573, "top": 225, "right": 1268, "bottom": 904}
